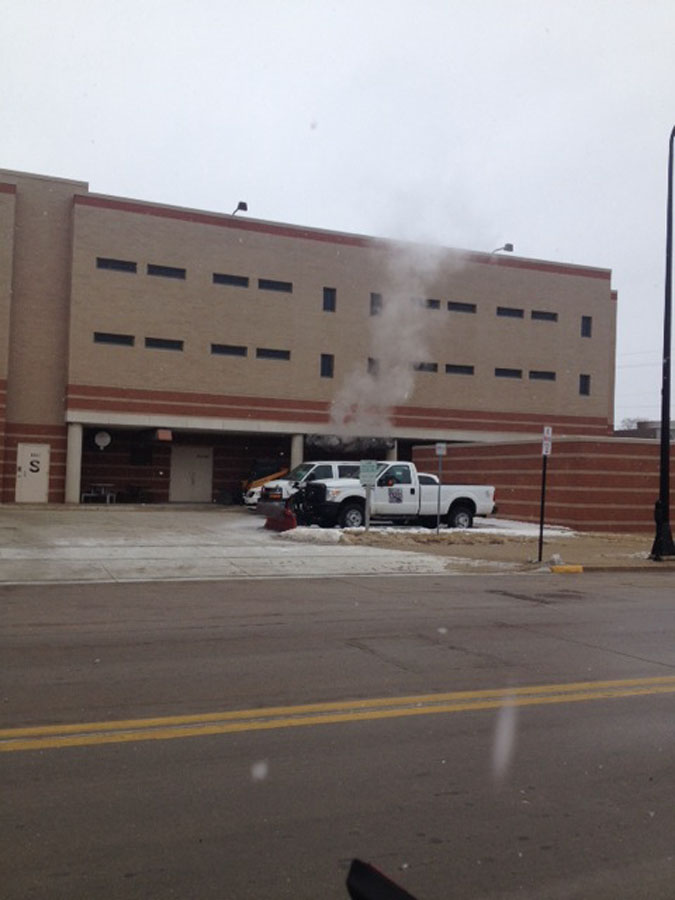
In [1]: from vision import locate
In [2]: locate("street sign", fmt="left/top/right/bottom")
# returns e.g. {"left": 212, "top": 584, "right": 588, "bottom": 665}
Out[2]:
{"left": 435, "top": 442, "right": 447, "bottom": 456}
{"left": 538, "top": 427, "right": 553, "bottom": 561}
{"left": 359, "top": 459, "right": 379, "bottom": 487}
{"left": 542, "top": 426, "right": 553, "bottom": 457}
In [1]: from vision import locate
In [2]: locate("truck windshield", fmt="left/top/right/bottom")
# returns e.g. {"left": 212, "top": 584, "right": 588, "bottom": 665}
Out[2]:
{"left": 283, "top": 463, "right": 316, "bottom": 482}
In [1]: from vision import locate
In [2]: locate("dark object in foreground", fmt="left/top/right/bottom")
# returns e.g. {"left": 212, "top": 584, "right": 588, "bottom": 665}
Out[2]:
{"left": 347, "top": 859, "right": 420, "bottom": 900}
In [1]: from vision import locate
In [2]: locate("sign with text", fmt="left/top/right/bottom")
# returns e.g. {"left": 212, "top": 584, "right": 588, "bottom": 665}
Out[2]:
{"left": 542, "top": 426, "right": 553, "bottom": 457}
{"left": 359, "top": 459, "right": 379, "bottom": 487}
{"left": 435, "top": 442, "right": 447, "bottom": 457}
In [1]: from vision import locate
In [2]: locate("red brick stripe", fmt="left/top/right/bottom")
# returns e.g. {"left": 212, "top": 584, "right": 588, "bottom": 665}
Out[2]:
{"left": 74, "top": 194, "right": 611, "bottom": 282}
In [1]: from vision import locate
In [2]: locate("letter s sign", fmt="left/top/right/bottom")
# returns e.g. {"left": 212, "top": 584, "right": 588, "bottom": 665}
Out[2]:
{"left": 29, "top": 459, "right": 41, "bottom": 473}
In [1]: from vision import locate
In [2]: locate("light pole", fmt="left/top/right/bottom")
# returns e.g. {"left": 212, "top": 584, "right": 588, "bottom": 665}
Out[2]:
{"left": 650, "top": 125, "right": 675, "bottom": 560}
{"left": 491, "top": 243, "right": 514, "bottom": 254}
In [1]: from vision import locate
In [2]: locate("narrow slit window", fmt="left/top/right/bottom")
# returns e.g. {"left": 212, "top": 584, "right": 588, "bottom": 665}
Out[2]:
{"left": 495, "top": 367, "right": 522, "bottom": 378}
{"left": 581, "top": 315, "right": 593, "bottom": 337}
{"left": 579, "top": 373, "right": 591, "bottom": 395}
{"left": 93, "top": 331, "right": 134, "bottom": 346}
{"left": 370, "top": 293, "right": 383, "bottom": 315}
{"left": 213, "top": 273, "right": 249, "bottom": 288}
{"left": 145, "top": 337, "right": 184, "bottom": 351}
{"left": 448, "top": 301, "right": 476, "bottom": 313}
{"left": 413, "top": 362, "right": 438, "bottom": 373}
{"left": 497, "top": 306, "right": 524, "bottom": 318}
{"left": 529, "top": 370, "right": 556, "bottom": 381}
{"left": 258, "top": 278, "right": 293, "bottom": 293}
{"left": 211, "top": 344, "right": 247, "bottom": 356}
{"left": 96, "top": 257, "right": 137, "bottom": 273}
{"left": 531, "top": 310, "right": 558, "bottom": 322}
{"left": 147, "top": 264, "right": 186, "bottom": 280}
{"left": 323, "top": 287, "right": 336, "bottom": 312}
{"left": 445, "top": 364, "right": 474, "bottom": 375}
{"left": 367, "top": 357, "right": 379, "bottom": 376}
{"left": 256, "top": 347, "right": 291, "bottom": 360}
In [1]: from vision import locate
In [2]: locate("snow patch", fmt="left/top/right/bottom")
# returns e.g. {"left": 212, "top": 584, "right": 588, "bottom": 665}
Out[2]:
{"left": 276, "top": 527, "right": 343, "bottom": 545}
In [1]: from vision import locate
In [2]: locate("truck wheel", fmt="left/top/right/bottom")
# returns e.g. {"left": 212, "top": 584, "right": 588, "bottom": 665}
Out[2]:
{"left": 447, "top": 504, "right": 473, "bottom": 529}
{"left": 338, "top": 502, "right": 365, "bottom": 528}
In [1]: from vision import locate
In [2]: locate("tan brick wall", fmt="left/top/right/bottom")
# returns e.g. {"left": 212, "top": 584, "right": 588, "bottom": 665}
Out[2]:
{"left": 0, "top": 185, "right": 15, "bottom": 490}
{"left": 0, "top": 185, "right": 15, "bottom": 378}
{"left": 0, "top": 170, "right": 620, "bottom": 504}
{"left": 2, "top": 170, "right": 88, "bottom": 425}
{"left": 67, "top": 195, "right": 615, "bottom": 428}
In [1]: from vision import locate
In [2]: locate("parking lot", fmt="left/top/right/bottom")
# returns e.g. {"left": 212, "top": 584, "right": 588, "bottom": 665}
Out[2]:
{"left": 0, "top": 505, "right": 456, "bottom": 584}
{"left": 0, "top": 504, "right": 660, "bottom": 584}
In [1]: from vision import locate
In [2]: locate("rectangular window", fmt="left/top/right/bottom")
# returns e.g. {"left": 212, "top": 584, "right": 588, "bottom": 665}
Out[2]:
{"left": 495, "top": 367, "right": 522, "bottom": 378}
{"left": 497, "top": 306, "right": 524, "bottom": 318}
{"left": 93, "top": 331, "right": 134, "bottom": 346}
{"left": 447, "top": 300, "right": 476, "bottom": 313}
{"left": 445, "top": 364, "right": 474, "bottom": 375}
{"left": 425, "top": 298, "right": 441, "bottom": 309}
{"left": 145, "top": 337, "right": 184, "bottom": 351}
{"left": 96, "top": 257, "right": 137, "bottom": 273}
{"left": 213, "top": 272, "right": 249, "bottom": 288}
{"left": 581, "top": 315, "right": 593, "bottom": 337}
{"left": 413, "top": 362, "right": 438, "bottom": 373}
{"left": 370, "top": 292, "right": 383, "bottom": 315}
{"left": 579, "top": 373, "right": 591, "bottom": 395}
{"left": 258, "top": 278, "right": 293, "bottom": 293}
{"left": 338, "top": 464, "right": 360, "bottom": 478}
{"left": 320, "top": 353, "right": 334, "bottom": 378}
{"left": 529, "top": 370, "right": 556, "bottom": 381}
{"left": 323, "top": 287, "right": 336, "bottom": 312}
{"left": 367, "top": 357, "right": 379, "bottom": 376}
{"left": 211, "top": 343, "right": 247, "bottom": 356}
{"left": 147, "top": 263, "right": 186, "bottom": 280}
{"left": 532, "top": 310, "right": 558, "bottom": 322}
{"left": 256, "top": 347, "right": 291, "bottom": 360}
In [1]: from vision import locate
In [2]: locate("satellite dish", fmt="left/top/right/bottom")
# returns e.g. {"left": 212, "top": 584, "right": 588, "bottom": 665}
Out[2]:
{"left": 94, "top": 431, "right": 111, "bottom": 450}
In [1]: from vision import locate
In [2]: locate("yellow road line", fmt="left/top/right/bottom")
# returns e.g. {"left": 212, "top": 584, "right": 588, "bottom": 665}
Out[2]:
{"left": 3, "top": 675, "right": 675, "bottom": 753}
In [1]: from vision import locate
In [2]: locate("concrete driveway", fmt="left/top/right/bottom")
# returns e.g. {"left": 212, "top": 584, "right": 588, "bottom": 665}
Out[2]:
{"left": 0, "top": 505, "right": 451, "bottom": 584}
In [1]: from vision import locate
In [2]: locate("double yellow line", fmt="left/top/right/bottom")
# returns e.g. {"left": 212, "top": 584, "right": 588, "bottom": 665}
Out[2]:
{"left": 3, "top": 675, "right": 675, "bottom": 754}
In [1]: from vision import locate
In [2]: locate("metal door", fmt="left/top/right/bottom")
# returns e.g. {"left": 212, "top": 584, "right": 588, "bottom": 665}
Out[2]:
{"left": 169, "top": 446, "right": 213, "bottom": 502}
{"left": 15, "top": 443, "right": 51, "bottom": 503}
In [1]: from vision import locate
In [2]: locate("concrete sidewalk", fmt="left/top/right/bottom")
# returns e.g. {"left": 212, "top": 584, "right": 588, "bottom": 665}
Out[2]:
{"left": 0, "top": 505, "right": 451, "bottom": 584}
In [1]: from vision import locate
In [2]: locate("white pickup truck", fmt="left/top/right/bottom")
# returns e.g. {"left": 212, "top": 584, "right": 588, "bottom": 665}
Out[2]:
{"left": 256, "top": 460, "right": 363, "bottom": 506}
{"left": 294, "top": 461, "right": 496, "bottom": 529}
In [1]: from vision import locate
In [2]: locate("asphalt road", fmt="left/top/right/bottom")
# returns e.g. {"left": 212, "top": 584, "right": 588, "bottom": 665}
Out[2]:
{"left": 3, "top": 572, "right": 675, "bottom": 899}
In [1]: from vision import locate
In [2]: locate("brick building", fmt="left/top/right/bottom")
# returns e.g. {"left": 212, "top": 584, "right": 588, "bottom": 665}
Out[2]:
{"left": 1, "top": 168, "right": 617, "bottom": 506}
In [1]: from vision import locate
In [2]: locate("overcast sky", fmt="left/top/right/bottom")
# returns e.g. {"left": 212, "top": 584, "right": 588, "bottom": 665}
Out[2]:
{"left": 3, "top": 0, "right": 674, "bottom": 426}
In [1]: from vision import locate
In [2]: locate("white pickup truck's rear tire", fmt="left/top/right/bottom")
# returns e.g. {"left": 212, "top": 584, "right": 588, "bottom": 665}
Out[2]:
{"left": 338, "top": 502, "right": 365, "bottom": 528}
{"left": 447, "top": 504, "right": 473, "bottom": 529}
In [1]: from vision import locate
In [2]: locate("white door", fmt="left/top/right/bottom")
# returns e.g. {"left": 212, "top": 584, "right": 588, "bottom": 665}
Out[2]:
{"left": 371, "top": 462, "right": 419, "bottom": 516}
{"left": 169, "top": 446, "right": 213, "bottom": 502}
{"left": 15, "top": 443, "right": 51, "bottom": 503}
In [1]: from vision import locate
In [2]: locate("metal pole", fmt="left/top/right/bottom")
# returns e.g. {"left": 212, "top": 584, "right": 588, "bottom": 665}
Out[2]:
{"left": 650, "top": 125, "right": 675, "bottom": 560}
{"left": 538, "top": 454, "right": 548, "bottom": 563}
{"left": 436, "top": 453, "right": 442, "bottom": 534}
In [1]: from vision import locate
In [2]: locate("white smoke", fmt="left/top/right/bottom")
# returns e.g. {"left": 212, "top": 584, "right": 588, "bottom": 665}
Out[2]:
{"left": 330, "top": 241, "right": 464, "bottom": 438}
